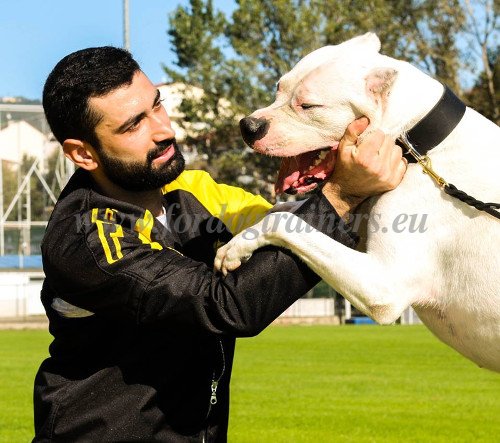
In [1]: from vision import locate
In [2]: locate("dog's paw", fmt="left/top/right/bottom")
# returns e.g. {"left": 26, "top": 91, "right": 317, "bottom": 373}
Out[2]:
{"left": 214, "top": 236, "right": 259, "bottom": 276}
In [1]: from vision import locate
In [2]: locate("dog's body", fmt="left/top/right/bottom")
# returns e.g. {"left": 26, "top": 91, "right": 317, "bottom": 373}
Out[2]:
{"left": 215, "top": 34, "right": 500, "bottom": 371}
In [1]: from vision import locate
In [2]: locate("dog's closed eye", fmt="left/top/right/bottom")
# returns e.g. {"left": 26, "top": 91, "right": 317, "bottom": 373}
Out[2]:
{"left": 300, "top": 103, "right": 322, "bottom": 110}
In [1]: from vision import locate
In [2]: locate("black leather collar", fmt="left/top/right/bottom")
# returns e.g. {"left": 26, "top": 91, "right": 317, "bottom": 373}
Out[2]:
{"left": 399, "top": 86, "right": 466, "bottom": 163}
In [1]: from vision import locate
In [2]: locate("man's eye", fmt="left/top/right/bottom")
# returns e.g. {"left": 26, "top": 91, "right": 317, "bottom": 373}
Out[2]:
{"left": 154, "top": 98, "right": 165, "bottom": 109}
{"left": 127, "top": 120, "right": 141, "bottom": 132}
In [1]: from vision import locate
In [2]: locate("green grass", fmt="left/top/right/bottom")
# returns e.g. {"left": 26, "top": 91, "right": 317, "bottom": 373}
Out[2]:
{"left": 1, "top": 326, "right": 499, "bottom": 442}
{"left": 0, "top": 330, "right": 51, "bottom": 442}
{"left": 229, "top": 325, "right": 500, "bottom": 442}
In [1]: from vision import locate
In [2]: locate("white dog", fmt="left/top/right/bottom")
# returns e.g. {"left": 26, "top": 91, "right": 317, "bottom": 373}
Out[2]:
{"left": 215, "top": 33, "right": 500, "bottom": 372}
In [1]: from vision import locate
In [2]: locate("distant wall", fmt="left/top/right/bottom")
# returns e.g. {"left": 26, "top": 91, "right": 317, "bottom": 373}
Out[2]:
{"left": 0, "top": 272, "right": 44, "bottom": 317}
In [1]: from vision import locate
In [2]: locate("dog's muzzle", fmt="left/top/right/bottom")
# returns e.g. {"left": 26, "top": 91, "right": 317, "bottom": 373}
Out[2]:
{"left": 239, "top": 116, "right": 270, "bottom": 146}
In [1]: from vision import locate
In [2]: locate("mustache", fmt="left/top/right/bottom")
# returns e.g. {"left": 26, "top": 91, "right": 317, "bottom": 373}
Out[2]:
{"left": 147, "top": 138, "right": 178, "bottom": 162}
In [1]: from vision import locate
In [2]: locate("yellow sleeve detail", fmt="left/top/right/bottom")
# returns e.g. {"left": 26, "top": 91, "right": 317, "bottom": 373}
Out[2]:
{"left": 163, "top": 170, "right": 272, "bottom": 234}
{"left": 91, "top": 207, "right": 183, "bottom": 263}
{"left": 91, "top": 208, "right": 124, "bottom": 264}
{"left": 134, "top": 209, "right": 163, "bottom": 251}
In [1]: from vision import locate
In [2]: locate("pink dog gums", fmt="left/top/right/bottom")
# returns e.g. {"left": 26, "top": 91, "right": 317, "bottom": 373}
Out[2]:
{"left": 275, "top": 144, "right": 339, "bottom": 194}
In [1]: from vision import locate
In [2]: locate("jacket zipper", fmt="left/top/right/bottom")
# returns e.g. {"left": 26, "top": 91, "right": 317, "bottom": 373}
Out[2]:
{"left": 204, "top": 338, "right": 226, "bottom": 441}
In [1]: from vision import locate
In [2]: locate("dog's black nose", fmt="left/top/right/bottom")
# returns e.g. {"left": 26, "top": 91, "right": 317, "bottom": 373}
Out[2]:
{"left": 239, "top": 116, "right": 270, "bottom": 146}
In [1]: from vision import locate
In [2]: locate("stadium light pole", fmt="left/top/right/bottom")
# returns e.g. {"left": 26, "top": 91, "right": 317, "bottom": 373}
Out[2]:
{"left": 123, "top": 0, "right": 130, "bottom": 51}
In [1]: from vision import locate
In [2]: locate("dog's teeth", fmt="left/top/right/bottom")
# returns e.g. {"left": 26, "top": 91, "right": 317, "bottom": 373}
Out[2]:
{"left": 312, "top": 151, "right": 328, "bottom": 167}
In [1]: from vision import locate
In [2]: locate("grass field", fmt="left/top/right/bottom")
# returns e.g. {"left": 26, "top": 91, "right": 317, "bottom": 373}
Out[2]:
{"left": 1, "top": 325, "right": 499, "bottom": 442}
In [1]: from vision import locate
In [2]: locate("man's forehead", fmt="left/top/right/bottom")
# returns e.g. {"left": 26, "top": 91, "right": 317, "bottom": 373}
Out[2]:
{"left": 90, "top": 72, "right": 156, "bottom": 125}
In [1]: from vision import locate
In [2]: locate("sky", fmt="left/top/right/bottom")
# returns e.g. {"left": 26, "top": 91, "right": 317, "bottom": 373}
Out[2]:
{"left": 0, "top": 0, "right": 235, "bottom": 100}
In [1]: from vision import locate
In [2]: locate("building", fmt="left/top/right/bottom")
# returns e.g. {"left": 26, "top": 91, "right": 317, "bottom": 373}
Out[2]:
{"left": 157, "top": 82, "right": 208, "bottom": 165}
{"left": 0, "top": 119, "right": 58, "bottom": 170}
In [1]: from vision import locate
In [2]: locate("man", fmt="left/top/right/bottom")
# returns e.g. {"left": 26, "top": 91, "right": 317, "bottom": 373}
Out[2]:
{"left": 33, "top": 46, "right": 405, "bottom": 442}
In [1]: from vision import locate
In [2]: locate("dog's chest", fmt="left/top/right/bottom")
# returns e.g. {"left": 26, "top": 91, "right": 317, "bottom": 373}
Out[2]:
{"left": 414, "top": 304, "right": 500, "bottom": 371}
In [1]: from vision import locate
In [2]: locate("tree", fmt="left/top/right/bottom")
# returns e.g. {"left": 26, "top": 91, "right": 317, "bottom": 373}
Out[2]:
{"left": 165, "top": 0, "right": 233, "bottom": 158}
{"left": 462, "top": 0, "right": 499, "bottom": 123}
{"left": 464, "top": 45, "right": 499, "bottom": 122}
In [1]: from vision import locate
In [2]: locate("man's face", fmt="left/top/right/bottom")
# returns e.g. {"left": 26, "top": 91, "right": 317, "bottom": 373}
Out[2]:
{"left": 89, "top": 71, "right": 184, "bottom": 192}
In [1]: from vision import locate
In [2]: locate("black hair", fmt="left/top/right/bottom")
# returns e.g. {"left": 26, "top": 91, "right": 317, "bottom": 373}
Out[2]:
{"left": 42, "top": 46, "right": 140, "bottom": 146}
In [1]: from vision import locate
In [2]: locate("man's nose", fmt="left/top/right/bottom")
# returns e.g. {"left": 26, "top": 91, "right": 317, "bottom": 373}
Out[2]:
{"left": 151, "top": 113, "right": 176, "bottom": 141}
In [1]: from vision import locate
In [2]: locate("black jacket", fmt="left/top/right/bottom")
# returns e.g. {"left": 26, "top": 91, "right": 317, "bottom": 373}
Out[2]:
{"left": 33, "top": 169, "right": 356, "bottom": 442}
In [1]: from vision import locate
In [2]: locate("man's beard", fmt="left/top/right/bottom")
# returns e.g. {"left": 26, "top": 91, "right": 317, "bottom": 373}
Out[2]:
{"left": 98, "top": 139, "right": 185, "bottom": 192}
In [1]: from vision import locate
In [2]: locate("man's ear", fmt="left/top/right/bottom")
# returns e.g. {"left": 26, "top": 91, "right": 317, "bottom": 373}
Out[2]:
{"left": 62, "top": 139, "right": 99, "bottom": 171}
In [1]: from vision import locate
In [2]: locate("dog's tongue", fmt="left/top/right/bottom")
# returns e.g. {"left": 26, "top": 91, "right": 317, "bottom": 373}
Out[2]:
{"left": 275, "top": 148, "right": 337, "bottom": 194}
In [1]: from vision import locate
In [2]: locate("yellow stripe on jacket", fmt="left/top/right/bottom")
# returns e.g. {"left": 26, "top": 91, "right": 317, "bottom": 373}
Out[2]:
{"left": 163, "top": 170, "right": 272, "bottom": 235}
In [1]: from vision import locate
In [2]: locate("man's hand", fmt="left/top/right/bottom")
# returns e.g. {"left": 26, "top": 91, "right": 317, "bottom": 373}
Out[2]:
{"left": 322, "top": 117, "right": 407, "bottom": 218}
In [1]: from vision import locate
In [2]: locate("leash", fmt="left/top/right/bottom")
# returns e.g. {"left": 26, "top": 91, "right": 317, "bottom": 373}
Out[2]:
{"left": 398, "top": 137, "right": 500, "bottom": 220}
{"left": 397, "top": 86, "right": 500, "bottom": 220}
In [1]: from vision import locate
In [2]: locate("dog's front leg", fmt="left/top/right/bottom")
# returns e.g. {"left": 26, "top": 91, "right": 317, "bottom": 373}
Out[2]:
{"left": 215, "top": 212, "right": 418, "bottom": 324}
{"left": 214, "top": 212, "right": 292, "bottom": 275}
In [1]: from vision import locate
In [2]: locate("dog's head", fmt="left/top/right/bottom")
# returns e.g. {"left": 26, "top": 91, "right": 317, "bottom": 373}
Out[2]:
{"left": 240, "top": 33, "right": 399, "bottom": 194}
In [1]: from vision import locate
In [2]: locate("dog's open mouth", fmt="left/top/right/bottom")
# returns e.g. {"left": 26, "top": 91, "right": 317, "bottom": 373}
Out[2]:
{"left": 275, "top": 146, "right": 338, "bottom": 195}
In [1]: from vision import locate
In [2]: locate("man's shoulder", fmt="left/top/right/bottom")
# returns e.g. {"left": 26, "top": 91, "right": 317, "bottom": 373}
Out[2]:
{"left": 163, "top": 170, "right": 215, "bottom": 194}
{"left": 162, "top": 169, "right": 230, "bottom": 215}
{"left": 163, "top": 169, "right": 272, "bottom": 235}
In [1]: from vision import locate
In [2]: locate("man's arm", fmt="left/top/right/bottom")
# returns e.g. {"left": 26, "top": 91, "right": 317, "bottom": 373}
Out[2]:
{"left": 44, "top": 191, "right": 345, "bottom": 337}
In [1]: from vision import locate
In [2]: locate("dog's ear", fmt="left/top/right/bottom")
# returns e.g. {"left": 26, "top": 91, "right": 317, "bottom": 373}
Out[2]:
{"left": 365, "top": 68, "right": 398, "bottom": 105}
{"left": 344, "top": 33, "right": 381, "bottom": 53}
